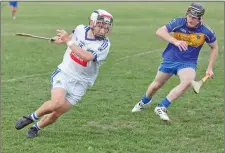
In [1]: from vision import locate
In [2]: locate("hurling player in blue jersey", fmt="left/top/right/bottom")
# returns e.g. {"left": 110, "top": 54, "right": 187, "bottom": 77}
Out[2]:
{"left": 9, "top": 1, "right": 18, "bottom": 19}
{"left": 132, "top": 2, "right": 218, "bottom": 121}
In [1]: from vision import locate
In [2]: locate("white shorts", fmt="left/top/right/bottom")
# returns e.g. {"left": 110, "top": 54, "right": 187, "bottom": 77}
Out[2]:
{"left": 50, "top": 68, "right": 89, "bottom": 105}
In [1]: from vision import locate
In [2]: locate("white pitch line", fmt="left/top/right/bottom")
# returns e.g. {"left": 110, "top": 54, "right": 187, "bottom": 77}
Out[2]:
{"left": 3, "top": 46, "right": 222, "bottom": 83}
{"left": 1, "top": 72, "right": 51, "bottom": 83}
{"left": 115, "top": 48, "right": 163, "bottom": 64}
{"left": 2, "top": 48, "right": 164, "bottom": 83}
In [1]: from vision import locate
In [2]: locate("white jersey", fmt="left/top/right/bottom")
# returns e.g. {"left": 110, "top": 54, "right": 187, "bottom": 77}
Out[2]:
{"left": 58, "top": 24, "right": 110, "bottom": 86}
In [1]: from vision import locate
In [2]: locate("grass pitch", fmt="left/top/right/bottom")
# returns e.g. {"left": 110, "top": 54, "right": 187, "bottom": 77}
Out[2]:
{"left": 1, "top": 2, "right": 224, "bottom": 153}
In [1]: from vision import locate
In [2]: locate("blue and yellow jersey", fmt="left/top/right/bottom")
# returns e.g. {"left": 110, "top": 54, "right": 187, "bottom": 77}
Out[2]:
{"left": 163, "top": 17, "right": 216, "bottom": 64}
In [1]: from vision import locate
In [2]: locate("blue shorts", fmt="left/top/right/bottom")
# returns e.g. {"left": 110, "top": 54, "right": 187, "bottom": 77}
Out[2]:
{"left": 9, "top": 1, "right": 18, "bottom": 8}
{"left": 158, "top": 60, "right": 197, "bottom": 75}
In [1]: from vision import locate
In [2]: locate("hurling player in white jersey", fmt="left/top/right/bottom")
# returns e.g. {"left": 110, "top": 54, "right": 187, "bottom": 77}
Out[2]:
{"left": 15, "top": 9, "right": 113, "bottom": 138}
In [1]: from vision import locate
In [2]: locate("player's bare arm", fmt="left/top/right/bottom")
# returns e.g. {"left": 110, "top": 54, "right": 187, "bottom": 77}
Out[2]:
{"left": 57, "top": 29, "right": 95, "bottom": 62}
{"left": 206, "top": 40, "right": 218, "bottom": 78}
{"left": 156, "top": 26, "right": 188, "bottom": 51}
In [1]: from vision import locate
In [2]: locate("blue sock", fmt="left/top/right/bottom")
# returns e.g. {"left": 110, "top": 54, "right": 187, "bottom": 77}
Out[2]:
{"left": 141, "top": 94, "right": 152, "bottom": 104}
{"left": 158, "top": 98, "right": 171, "bottom": 108}
{"left": 31, "top": 112, "right": 39, "bottom": 121}
{"left": 33, "top": 123, "right": 41, "bottom": 131}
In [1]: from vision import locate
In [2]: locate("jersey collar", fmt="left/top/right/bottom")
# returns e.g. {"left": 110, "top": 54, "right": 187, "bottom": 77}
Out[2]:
{"left": 85, "top": 26, "right": 97, "bottom": 41}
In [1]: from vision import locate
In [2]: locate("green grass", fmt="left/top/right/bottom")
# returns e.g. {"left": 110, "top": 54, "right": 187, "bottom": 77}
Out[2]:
{"left": 1, "top": 2, "right": 224, "bottom": 153}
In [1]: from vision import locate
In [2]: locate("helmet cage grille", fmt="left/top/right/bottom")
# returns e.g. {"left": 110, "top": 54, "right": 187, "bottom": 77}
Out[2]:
{"left": 95, "top": 15, "right": 113, "bottom": 33}
{"left": 186, "top": 5, "right": 205, "bottom": 19}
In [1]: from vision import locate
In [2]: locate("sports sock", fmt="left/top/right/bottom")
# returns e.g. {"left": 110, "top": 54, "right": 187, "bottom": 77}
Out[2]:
{"left": 158, "top": 98, "right": 171, "bottom": 108}
{"left": 33, "top": 123, "right": 41, "bottom": 130}
{"left": 141, "top": 94, "right": 152, "bottom": 104}
{"left": 31, "top": 112, "right": 39, "bottom": 121}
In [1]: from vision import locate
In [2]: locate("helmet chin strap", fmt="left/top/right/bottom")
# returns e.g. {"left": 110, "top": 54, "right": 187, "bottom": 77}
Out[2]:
{"left": 94, "top": 34, "right": 105, "bottom": 40}
{"left": 90, "top": 27, "right": 105, "bottom": 40}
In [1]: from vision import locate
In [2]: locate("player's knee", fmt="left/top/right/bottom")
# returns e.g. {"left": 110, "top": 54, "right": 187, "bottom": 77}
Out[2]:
{"left": 51, "top": 99, "right": 65, "bottom": 110}
{"left": 51, "top": 111, "right": 63, "bottom": 119}
{"left": 152, "top": 81, "right": 163, "bottom": 89}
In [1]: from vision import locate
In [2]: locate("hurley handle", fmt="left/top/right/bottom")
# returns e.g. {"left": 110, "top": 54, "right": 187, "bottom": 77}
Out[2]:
{"left": 201, "top": 74, "right": 210, "bottom": 83}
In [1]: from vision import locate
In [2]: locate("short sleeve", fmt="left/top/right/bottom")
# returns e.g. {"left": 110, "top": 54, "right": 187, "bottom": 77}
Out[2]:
{"left": 71, "top": 24, "right": 85, "bottom": 38}
{"left": 89, "top": 39, "right": 110, "bottom": 62}
{"left": 165, "top": 18, "right": 184, "bottom": 32}
{"left": 205, "top": 27, "right": 216, "bottom": 43}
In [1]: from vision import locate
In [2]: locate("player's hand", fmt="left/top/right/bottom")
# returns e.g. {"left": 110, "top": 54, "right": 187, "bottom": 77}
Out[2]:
{"left": 206, "top": 69, "right": 214, "bottom": 79}
{"left": 173, "top": 40, "right": 188, "bottom": 51}
{"left": 51, "top": 36, "right": 65, "bottom": 44}
{"left": 56, "top": 29, "right": 71, "bottom": 43}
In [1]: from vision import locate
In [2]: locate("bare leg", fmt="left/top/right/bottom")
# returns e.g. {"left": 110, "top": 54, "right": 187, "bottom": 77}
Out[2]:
{"left": 15, "top": 88, "right": 67, "bottom": 130}
{"left": 26, "top": 100, "right": 72, "bottom": 138}
{"left": 166, "top": 68, "right": 196, "bottom": 102}
{"left": 132, "top": 70, "right": 171, "bottom": 112}
{"left": 154, "top": 68, "right": 196, "bottom": 121}
{"left": 12, "top": 8, "right": 16, "bottom": 16}
{"left": 35, "top": 88, "right": 66, "bottom": 118}
{"left": 11, "top": 7, "right": 16, "bottom": 19}
{"left": 37, "top": 100, "right": 72, "bottom": 128}
{"left": 146, "top": 71, "right": 172, "bottom": 97}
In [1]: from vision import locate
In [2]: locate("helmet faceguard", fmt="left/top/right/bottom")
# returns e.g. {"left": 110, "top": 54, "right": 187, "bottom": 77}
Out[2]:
{"left": 89, "top": 9, "right": 113, "bottom": 40}
{"left": 186, "top": 2, "right": 205, "bottom": 20}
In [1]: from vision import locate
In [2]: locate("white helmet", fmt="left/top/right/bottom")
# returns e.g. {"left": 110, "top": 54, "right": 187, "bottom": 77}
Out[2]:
{"left": 89, "top": 9, "right": 113, "bottom": 40}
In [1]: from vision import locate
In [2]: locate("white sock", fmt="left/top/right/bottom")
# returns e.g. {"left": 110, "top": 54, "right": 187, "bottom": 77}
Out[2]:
{"left": 31, "top": 112, "right": 39, "bottom": 121}
{"left": 33, "top": 123, "right": 41, "bottom": 130}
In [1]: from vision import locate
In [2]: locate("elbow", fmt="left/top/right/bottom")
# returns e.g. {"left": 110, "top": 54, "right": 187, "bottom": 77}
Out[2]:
{"left": 156, "top": 26, "right": 168, "bottom": 37}
{"left": 156, "top": 28, "right": 163, "bottom": 37}
{"left": 156, "top": 28, "right": 160, "bottom": 36}
{"left": 85, "top": 57, "right": 94, "bottom": 62}
{"left": 83, "top": 54, "right": 95, "bottom": 62}
{"left": 75, "top": 48, "right": 95, "bottom": 62}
